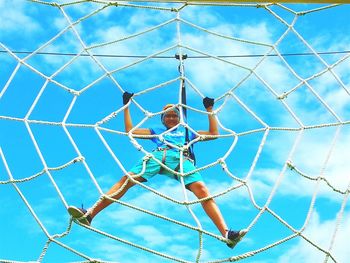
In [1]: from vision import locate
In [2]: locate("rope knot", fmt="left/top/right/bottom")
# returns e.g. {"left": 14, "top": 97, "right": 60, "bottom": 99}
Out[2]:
{"left": 286, "top": 160, "right": 295, "bottom": 170}
{"left": 143, "top": 153, "right": 152, "bottom": 161}
{"left": 144, "top": 111, "right": 152, "bottom": 118}
{"left": 218, "top": 158, "right": 227, "bottom": 169}
{"left": 277, "top": 92, "right": 288, "bottom": 100}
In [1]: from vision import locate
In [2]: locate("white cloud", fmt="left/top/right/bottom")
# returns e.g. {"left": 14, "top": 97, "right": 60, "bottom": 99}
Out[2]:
{"left": 277, "top": 211, "right": 350, "bottom": 263}
{"left": 61, "top": 8, "right": 177, "bottom": 79}
{"left": 91, "top": 25, "right": 134, "bottom": 71}
{"left": 238, "top": 23, "right": 273, "bottom": 44}
{"left": 127, "top": 8, "right": 173, "bottom": 30}
{"left": 259, "top": 122, "right": 350, "bottom": 199}
{"left": 131, "top": 225, "right": 171, "bottom": 246}
{"left": 53, "top": 16, "right": 70, "bottom": 31}
{"left": 63, "top": 0, "right": 106, "bottom": 16}
{"left": 180, "top": 21, "right": 283, "bottom": 97}
{"left": 92, "top": 238, "right": 138, "bottom": 262}
{"left": 101, "top": 180, "right": 193, "bottom": 226}
{"left": 309, "top": 63, "right": 350, "bottom": 118}
{"left": 245, "top": 32, "right": 350, "bottom": 200}
{"left": 182, "top": 6, "right": 219, "bottom": 27}
{"left": 90, "top": 227, "right": 209, "bottom": 262}
{"left": 2, "top": 3, "right": 350, "bottom": 263}
{"left": 0, "top": 0, "right": 40, "bottom": 36}
{"left": 250, "top": 135, "right": 350, "bottom": 202}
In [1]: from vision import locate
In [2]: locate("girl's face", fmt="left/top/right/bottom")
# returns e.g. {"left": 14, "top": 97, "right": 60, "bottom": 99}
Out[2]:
{"left": 163, "top": 110, "right": 180, "bottom": 129}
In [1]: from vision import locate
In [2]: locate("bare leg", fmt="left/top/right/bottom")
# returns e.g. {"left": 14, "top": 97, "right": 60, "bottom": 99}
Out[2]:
{"left": 89, "top": 173, "right": 145, "bottom": 220}
{"left": 187, "top": 181, "right": 227, "bottom": 237}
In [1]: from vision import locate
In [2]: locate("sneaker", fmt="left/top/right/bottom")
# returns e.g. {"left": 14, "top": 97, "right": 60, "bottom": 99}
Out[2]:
{"left": 68, "top": 206, "right": 92, "bottom": 226}
{"left": 226, "top": 229, "right": 248, "bottom": 248}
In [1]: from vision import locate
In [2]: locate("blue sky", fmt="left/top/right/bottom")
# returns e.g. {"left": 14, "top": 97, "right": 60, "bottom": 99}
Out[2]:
{"left": 1, "top": 0, "right": 350, "bottom": 262}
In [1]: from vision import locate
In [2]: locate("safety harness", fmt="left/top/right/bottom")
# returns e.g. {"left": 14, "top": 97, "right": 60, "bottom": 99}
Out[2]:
{"left": 154, "top": 53, "right": 196, "bottom": 178}
{"left": 156, "top": 146, "right": 194, "bottom": 177}
{"left": 176, "top": 53, "right": 196, "bottom": 165}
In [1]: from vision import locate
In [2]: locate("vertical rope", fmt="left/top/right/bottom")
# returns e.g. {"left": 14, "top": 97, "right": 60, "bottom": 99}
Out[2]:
{"left": 1, "top": 1, "right": 349, "bottom": 263}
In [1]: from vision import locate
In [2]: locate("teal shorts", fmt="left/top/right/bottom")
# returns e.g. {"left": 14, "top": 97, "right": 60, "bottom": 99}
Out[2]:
{"left": 129, "top": 149, "right": 202, "bottom": 186}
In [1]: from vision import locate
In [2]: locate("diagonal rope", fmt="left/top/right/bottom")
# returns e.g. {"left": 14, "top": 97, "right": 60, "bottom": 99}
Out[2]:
{"left": 1, "top": 1, "right": 349, "bottom": 263}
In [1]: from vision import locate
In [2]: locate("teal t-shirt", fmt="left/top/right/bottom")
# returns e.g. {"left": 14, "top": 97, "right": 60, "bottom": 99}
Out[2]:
{"left": 149, "top": 126, "right": 196, "bottom": 150}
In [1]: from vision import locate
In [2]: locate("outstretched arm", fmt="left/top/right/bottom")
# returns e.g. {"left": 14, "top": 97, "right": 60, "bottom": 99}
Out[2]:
{"left": 123, "top": 92, "right": 151, "bottom": 136}
{"left": 198, "top": 97, "right": 219, "bottom": 140}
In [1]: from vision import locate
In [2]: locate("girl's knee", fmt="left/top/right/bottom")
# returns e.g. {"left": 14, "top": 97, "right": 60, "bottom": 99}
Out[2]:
{"left": 199, "top": 186, "right": 210, "bottom": 197}
{"left": 190, "top": 182, "right": 210, "bottom": 198}
{"left": 120, "top": 174, "right": 136, "bottom": 188}
{"left": 120, "top": 175, "right": 129, "bottom": 183}
{"left": 121, "top": 173, "right": 145, "bottom": 187}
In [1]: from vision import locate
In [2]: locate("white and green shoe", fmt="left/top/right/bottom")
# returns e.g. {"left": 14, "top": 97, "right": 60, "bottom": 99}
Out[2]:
{"left": 226, "top": 229, "right": 247, "bottom": 248}
{"left": 68, "top": 206, "right": 92, "bottom": 226}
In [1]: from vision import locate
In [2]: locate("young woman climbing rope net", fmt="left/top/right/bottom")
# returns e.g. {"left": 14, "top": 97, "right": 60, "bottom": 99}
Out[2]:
{"left": 68, "top": 91, "right": 247, "bottom": 249}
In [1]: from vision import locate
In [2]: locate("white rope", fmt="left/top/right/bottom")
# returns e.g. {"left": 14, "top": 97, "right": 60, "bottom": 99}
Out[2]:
{"left": 1, "top": 1, "right": 349, "bottom": 263}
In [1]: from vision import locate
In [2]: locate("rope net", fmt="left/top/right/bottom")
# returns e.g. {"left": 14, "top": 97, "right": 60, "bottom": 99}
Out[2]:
{"left": 1, "top": 1, "right": 350, "bottom": 262}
